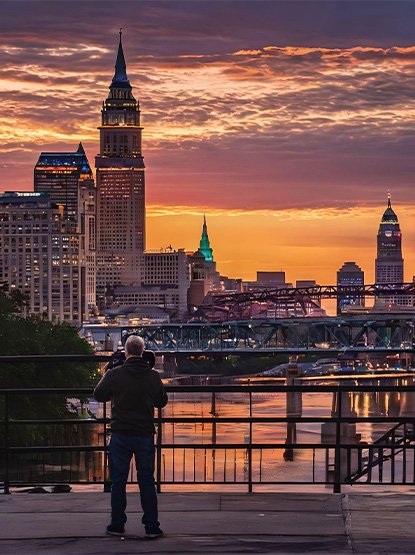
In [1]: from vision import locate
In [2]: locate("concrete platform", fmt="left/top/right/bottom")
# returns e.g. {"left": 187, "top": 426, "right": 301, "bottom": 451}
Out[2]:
{"left": 0, "top": 491, "right": 414, "bottom": 554}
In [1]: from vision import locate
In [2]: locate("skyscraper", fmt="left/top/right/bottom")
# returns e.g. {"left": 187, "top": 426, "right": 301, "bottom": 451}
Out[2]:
{"left": 375, "top": 194, "right": 403, "bottom": 284}
{"left": 375, "top": 194, "right": 408, "bottom": 306}
{"left": 337, "top": 262, "right": 365, "bottom": 314}
{"left": 34, "top": 143, "right": 94, "bottom": 222}
{"left": 34, "top": 143, "right": 97, "bottom": 312}
{"left": 96, "top": 32, "right": 145, "bottom": 301}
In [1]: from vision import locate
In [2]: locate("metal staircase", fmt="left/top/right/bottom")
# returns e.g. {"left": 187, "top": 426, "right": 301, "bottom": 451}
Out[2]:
{"left": 345, "top": 422, "right": 414, "bottom": 484}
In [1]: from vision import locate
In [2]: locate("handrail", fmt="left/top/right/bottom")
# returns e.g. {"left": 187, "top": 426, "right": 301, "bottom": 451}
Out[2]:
{"left": 1, "top": 383, "right": 415, "bottom": 493}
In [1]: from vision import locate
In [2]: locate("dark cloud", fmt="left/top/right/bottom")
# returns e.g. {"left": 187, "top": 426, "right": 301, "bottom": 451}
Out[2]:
{"left": 1, "top": 1, "right": 415, "bottom": 212}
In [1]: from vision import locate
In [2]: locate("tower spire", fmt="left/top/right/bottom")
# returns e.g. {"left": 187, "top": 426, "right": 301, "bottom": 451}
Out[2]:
{"left": 388, "top": 190, "right": 391, "bottom": 208}
{"left": 112, "top": 29, "right": 129, "bottom": 85}
{"left": 199, "top": 214, "right": 214, "bottom": 262}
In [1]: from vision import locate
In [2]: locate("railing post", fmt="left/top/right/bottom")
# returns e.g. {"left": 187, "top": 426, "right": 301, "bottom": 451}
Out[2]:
{"left": 103, "top": 401, "right": 111, "bottom": 492}
{"left": 248, "top": 390, "right": 253, "bottom": 493}
{"left": 156, "top": 406, "right": 162, "bottom": 493}
{"left": 4, "top": 393, "right": 10, "bottom": 494}
{"left": 333, "top": 391, "right": 342, "bottom": 493}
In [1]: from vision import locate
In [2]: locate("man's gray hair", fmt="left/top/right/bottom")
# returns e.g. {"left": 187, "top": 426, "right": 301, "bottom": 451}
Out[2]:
{"left": 125, "top": 335, "right": 145, "bottom": 357}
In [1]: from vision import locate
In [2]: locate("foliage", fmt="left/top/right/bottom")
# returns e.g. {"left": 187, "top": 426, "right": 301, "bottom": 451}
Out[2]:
{"left": 0, "top": 286, "right": 100, "bottom": 446}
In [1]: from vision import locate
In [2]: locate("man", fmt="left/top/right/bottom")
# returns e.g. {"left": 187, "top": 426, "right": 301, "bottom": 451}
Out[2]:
{"left": 94, "top": 335, "right": 168, "bottom": 538}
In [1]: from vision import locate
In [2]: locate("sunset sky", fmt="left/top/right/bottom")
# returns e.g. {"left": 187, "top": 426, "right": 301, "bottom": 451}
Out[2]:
{"left": 1, "top": 1, "right": 415, "bottom": 284}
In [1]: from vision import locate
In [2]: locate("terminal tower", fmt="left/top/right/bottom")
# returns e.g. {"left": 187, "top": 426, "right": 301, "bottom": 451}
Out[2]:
{"left": 375, "top": 194, "right": 403, "bottom": 285}
{"left": 375, "top": 194, "right": 409, "bottom": 306}
{"left": 96, "top": 32, "right": 145, "bottom": 300}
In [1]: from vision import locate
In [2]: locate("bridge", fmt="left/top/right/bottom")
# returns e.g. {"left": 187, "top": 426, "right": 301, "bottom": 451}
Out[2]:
{"left": 191, "top": 282, "right": 415, "bottom": 321}
{"left": 116, "top": 314, "right": 415, "bottom": 355}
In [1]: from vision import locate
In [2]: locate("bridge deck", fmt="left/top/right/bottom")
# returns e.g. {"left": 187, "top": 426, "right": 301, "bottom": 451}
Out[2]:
{"left": 1, "top": 491, "right": 415, "bottom": 554}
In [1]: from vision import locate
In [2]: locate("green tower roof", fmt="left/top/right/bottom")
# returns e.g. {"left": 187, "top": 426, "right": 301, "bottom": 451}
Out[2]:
{"left": 199, "top": 214, "right": 214, "bottom": 262}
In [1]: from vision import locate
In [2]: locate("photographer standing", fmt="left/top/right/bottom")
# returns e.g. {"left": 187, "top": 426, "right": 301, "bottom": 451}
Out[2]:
{"left": 94, "top": 335, "right": 168, "bottom": 539}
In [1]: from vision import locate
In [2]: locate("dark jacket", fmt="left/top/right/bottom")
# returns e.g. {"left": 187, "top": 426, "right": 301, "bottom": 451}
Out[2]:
{"left": 93, "top": 356, "right": 168, "bottom": 436}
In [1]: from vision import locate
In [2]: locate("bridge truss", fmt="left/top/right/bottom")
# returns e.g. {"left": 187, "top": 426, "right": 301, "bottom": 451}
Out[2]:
{"left": 120, "top": 315, "right": 415, "bottom": 355}
{"left": 191, "top": 283, "right": 415, "bottom": 322}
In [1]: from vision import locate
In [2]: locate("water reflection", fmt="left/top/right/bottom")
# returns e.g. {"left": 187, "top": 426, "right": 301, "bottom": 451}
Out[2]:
{"left": 158, "top": 374, "right": 415, "bottom": 488}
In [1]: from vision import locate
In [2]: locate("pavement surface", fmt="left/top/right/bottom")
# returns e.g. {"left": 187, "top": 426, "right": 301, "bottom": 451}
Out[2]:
{"left": 0, "top": 491, "right": 414, "bottom": 554}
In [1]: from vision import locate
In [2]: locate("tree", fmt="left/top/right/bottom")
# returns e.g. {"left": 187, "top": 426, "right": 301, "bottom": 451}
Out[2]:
{"left": 0, "top": 286, "right": 100, "bottom": 451}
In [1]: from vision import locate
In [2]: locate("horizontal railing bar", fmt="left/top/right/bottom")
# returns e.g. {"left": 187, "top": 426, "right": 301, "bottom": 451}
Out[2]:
{"left": 0, "top": 480, "right": 332, "bottom": 487}
{"left": 0, "top": 348, "right": 414, "bottom": 357}
{"left": 2, "top": 443, "right": 414, "bottom": 452}
{"left": 0, "top": 355, "right": 111, "bottom": 363}
{"left": 2, "top": 385, "right": 415, "bottom": 393}
{"left": 2, "top": 416, "right": 415, "bottom": 425}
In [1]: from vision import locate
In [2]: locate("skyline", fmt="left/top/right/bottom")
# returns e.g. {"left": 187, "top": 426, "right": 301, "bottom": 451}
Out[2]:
{"left": 2, "top": 1, "right": 415, "bottom": 283}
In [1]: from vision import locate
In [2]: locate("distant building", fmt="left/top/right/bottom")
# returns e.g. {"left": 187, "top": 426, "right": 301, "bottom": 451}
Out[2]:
{"left": 244, "top": 271, "right": 289, "bottom": 291}
{"left": 96, "top": 32, "right": 145, "bottom": 300}
{"left": 0, "top": 192, "right": 85, "bottom": 324}
{"left": 337, "top": 262, "right": 365, "bottom": 315}
{"left": 34, "top": 142, "right": 94, "bottom": 222}
{"left": 296, "top": 280, "right": 318, "bottom": 289}
{"left": 375, "top": 194, "right": 403, "bottom": 284}
{"left": 257, "top": 272, "right": 286, "bottom": 285}
{"left": 375, "top": 194, "right": 410, "bottom": 307}
{"left": 108, "top": 248, "right": 190, "bottom": 319}
{"left": 143, "top": 248, "right": 190, "bottom": 317}
{"left": 188, "top": 216, "right": 221, "bottom": 310}
{"left": 34, "top": 143, "right": 96, "bottom": 312}
{"left": 220, "top": 275, "right": 243, "bottom": 293}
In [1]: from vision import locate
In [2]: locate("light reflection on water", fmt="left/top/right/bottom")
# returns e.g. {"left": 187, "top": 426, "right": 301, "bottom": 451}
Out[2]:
{"left": 155, "top": 374, "right": 415, "bottom": 491}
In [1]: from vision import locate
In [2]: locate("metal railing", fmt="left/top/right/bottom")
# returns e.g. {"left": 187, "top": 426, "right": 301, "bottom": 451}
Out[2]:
{"left": 2, "top": 380, "right": 415, "bottom": 494}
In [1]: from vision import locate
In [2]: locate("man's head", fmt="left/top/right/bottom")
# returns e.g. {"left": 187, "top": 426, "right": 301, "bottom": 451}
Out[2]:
{"left": 125, "top": 335, "right": 145, "bottom": 359}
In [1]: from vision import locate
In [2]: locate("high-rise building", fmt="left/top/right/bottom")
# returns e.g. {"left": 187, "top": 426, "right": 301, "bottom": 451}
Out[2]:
{"left": 34, "top": 143, "right": 94, "bottom": 222}
{"left": 96, "top": 32, "right": 145, "bottom": 301}
{"left": 0, "top": 192, "right": 85, "bottom": 324}
{"left": 375, "top": 194, "right": 409, "bottom": 306}
{"left": 337, "top": 262, "right": 365, "bottom": 314}
{"left": 375, "top": 194, "right": 403, "bottom": 284}
{"left": 34, "top": 143, "right": 96, "bottom": 311}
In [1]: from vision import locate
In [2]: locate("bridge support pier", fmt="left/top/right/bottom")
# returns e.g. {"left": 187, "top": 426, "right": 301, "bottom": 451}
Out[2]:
{"left": 322, "top": 391, "right": 361, "bottom": 488}
{"left": 284, "top": 357, "right": 302, "bottom": 461}
{"left": 163, "top": 354, "right": 178, "bottom": 376}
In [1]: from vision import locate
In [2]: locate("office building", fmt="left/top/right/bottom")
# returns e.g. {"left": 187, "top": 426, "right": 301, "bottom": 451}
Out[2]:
{"left": 375, "top": 194, "right": 410, "bottom": 306}
{"left": 337, "top": 262, "right": 365, "bottom": 314}
{"left": 108, "top": 248, "right": 191, "bottom": 319}
{"left": 34, "top": 143, "right": 94, "bottom": 222}
{"left": 0, "top": 192, "right": 85, "bottom": 324}
{"left": 96, "top": 32, "right": 145, "bottom": 300}
{"left": 34, "top": 143, "right": 96, "bottom": 311}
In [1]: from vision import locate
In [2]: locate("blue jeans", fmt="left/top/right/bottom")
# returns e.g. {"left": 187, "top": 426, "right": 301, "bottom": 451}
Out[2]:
{"left": 109, "top": 432, "right": 159, "bottom": 530}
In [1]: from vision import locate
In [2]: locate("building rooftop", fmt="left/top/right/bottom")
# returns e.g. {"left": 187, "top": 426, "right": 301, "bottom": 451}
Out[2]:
{"left": 35, "top": 143, "right": 92, "bottom": 174}
{"left": 0, "top": 191, "right": 51, "bottom": 206}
